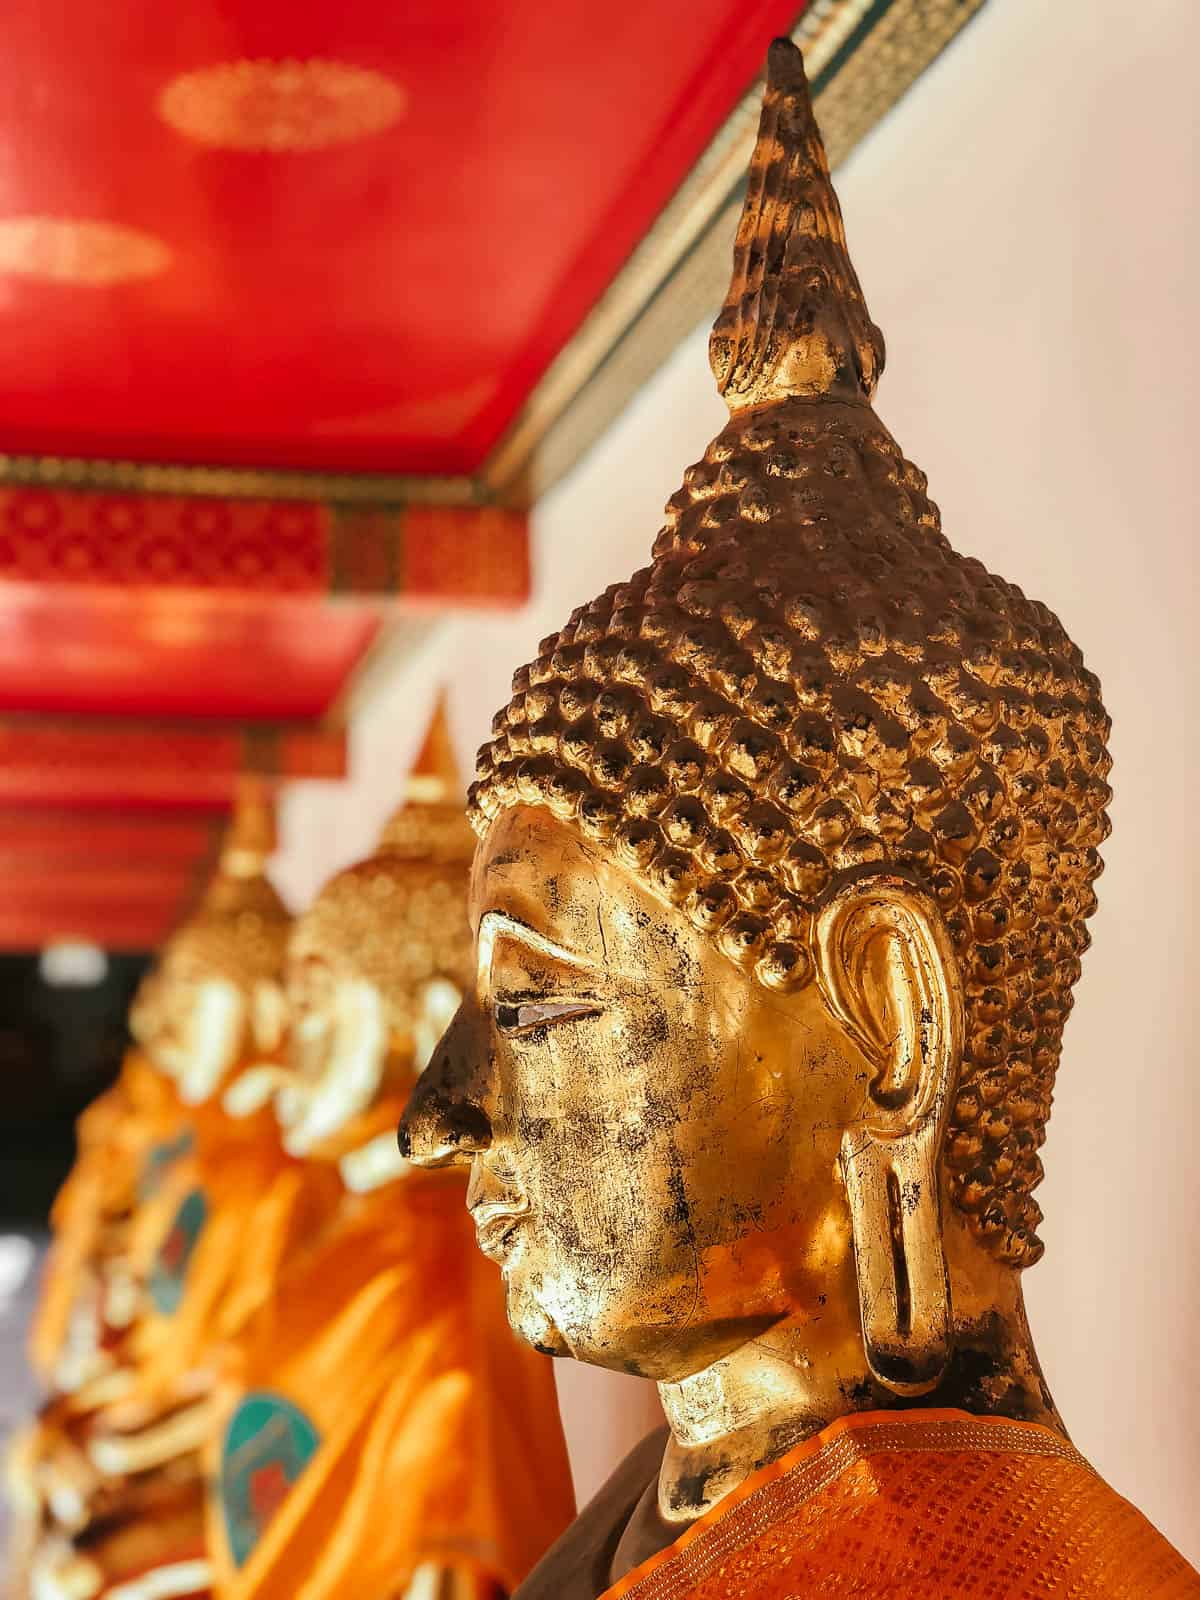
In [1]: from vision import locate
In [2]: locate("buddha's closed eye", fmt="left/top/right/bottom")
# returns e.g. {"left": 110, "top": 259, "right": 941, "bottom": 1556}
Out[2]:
{"left": 494, "top": 999, "right": 602, "bottom": 1036}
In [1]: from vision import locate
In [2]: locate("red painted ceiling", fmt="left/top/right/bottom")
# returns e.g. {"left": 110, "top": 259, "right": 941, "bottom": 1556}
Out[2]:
{"left": 0, "top": 0, "right": 803, "bottom": 477}
{"left": 0, "top": 2, "right": 804, "bottom": 949}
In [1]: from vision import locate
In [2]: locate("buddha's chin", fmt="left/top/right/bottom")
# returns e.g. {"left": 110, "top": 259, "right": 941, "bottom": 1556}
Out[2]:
{"left": 504, "top": 1280, "right": 570, "bottom": 1359}
{"left": 504, "top": 1288, "right": 656, "bottom": 1374}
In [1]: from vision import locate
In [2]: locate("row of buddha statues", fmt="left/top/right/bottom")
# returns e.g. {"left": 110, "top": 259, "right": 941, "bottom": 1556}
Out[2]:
{"left": 11, "top": 706, "right": 575, "bottom": 1600}
{"left": 8, "top": 39, "right": 1198, "bottom": 1600}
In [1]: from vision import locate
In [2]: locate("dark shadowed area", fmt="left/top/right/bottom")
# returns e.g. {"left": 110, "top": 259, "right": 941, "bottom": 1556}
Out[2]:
{"left": 0, "top": 951, "right": 149, "bottom": 1227}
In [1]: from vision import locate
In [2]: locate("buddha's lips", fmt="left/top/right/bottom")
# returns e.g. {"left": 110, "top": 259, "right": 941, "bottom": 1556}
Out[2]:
{"left": 471, "top": 1200, "right": 530, "bottom": 1262}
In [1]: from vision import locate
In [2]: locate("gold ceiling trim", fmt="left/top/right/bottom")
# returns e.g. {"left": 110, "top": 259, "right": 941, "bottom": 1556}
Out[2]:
{"left": 0, "top": 0, "right": 985, "bottom": 511}
{"left": 0, "top": 453, "right": 478, "bottom": 507}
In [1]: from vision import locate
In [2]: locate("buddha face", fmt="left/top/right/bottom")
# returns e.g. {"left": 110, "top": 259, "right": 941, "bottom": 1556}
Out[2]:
{"left": 401, "top": 805, "right": 884, "bottom": 1381}
{"left": 137, "top": 955, "right": 248, "bottom": 1106}
{"left": 273, "top": 953, "right": 392, "bottom": 1156}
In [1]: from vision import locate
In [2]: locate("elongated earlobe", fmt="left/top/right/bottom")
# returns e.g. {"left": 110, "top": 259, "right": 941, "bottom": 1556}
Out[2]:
{"left": 815, "top": 872, "right": 964, "bottom": 1395}
{"left": 838, "top": 1126, "right": 951, "bottom": 1393}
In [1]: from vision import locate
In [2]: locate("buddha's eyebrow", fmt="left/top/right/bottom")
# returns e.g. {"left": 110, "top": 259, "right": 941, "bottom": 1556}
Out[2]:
{"left": 477, "top": 911, "right": 592, "bottom": 980}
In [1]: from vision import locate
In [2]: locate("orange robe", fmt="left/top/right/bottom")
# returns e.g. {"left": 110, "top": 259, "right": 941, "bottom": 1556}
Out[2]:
{"left": 206, "top": 1118, "right": 575, "bottom": 1600}
{"left": 600, "top": 1409, "right": 1199, "bottom": 1600}
{"left": 106, "top": 1089, "right": 341, "bottom": 1421}
{"left": 20, "top": 1087, "right": 342, "bottom": 1598}
{"left": 29, "top": 1050, "right": 185, "bottom": 1385}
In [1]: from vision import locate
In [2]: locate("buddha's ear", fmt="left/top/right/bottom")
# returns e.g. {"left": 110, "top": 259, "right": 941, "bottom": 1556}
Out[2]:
{"left": 813, "top": 871, "right": 964, "bottom": 1395}
{"left": 179, "top": 977, "right": 244, "bottom": 1104}
{"left": 814, "top": 871, "right": 964, "bottom": 1125}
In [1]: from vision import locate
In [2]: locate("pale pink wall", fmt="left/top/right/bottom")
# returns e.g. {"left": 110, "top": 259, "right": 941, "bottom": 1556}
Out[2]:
{"left": 278, "top": 0, "right": 1199, "bottom": 1538}
{"left": 837, "top": 0, "right": 1200, "bottom": 1558}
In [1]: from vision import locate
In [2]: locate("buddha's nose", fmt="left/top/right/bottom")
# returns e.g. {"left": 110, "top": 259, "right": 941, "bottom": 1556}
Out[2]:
{"left": 398, "top": 998, "right": 492, "bottom": 1166}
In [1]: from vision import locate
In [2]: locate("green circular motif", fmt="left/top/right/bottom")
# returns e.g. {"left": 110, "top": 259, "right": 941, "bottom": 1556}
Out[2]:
{"left": 137, "top": 1127, "right": 195, "bottom": 1201}
{"left": 220, "top": 1391, "right": 321, "bottom": 1568}
{"left": 147, "top": 1186, "right": 207, "bottom": 1314}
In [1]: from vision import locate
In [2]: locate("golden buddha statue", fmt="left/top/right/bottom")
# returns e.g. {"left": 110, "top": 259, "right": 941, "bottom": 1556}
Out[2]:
{"left": 25, "top": 802, "right": 284, "bottom": 1407}
{"left": 24, "top": 786, "right": 340, "bottom": 1600}
{"left": 88, "top": 784, "right": 311, "bottom": 1423}
{"left": 27, "top": 1036, "right": 183, "bottom": 1398}
{"left": 206, "top": 698, "right": 575, "bottom": 1600}
{"left": 132, "top": 785, "right": 289, "bottom": 1112}
{"left": 9, "top": 1035, "right": 184, "bottom": 1595}
{"left": 400, "top": 40, "right": 1199, "bottom": 1600}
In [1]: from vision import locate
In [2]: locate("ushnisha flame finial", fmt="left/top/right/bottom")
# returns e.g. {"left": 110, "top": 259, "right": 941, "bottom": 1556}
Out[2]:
{"left": 709, "top": 38, "right": 884, "bottom": 412}
{"left": 377, "top": 691, "right": 475, "bottom": 864}
{"left": 216, "top": 775, "right": 277, "bottom": 882}
{"left": 154, "top": 778, "right": 290, "bottom": 989}
{"left": 404, "top": 688, "right": 462, "bottom": 808}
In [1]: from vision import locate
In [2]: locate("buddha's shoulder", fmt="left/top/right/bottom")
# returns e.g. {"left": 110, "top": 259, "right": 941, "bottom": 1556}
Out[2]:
{"left": 580, "top": 1413, "right": 1199, "bottom": 1600}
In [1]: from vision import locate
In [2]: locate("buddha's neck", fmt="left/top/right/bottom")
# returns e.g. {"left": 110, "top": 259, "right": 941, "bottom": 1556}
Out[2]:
{"left": 655, "top": 1245, "right": 1060, "bottom": 1523}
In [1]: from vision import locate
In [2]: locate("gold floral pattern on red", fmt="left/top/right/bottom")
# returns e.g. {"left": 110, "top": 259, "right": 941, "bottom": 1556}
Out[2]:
{"left": 158, "top": 59, "right": 406, "bottom": 152}
{"left": 0, "top": 487, "right": 529, "bottom": 603}
{"left": 0, "top": 490, "right": 324, "bottom": 591}
{"left": 0, "top": 218, "right": 170, "bottom": 286}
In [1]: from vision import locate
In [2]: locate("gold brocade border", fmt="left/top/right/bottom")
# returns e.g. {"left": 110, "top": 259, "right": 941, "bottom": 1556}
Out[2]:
{"left": 603, "top": 1409, "right": 1092, "bottom": 1600}
{"left": 0, "top": 0, "right": 987, "bottom": 510}
{"left": 0, "top": 452, "right": 478, "bottom": 507}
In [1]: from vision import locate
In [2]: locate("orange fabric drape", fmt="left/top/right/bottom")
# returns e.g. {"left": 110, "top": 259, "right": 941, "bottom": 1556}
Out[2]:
{"left": 28, "top": 1050, "right": 183, "bottom": 1382}
{"left": 207, "top": 1166, "right": 575, "bottom": 1600}
{"left": 116, "top": 1097, "right": 341, "bottom": 1413}
{"left": 601, "top": 1410, "right": 1200, "bottom": 1600}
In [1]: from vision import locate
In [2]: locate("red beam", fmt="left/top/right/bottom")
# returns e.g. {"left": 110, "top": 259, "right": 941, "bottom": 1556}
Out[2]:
{"left": 0, "top": 902, "right": 179, "bottom": 951}
{"left": 0, "top": 808, "right": 223, "bottom": 865}
{"left": 0, "top": 855, "right": 204, "bottom": 949}
{"left": 0, "top": 717, "right": 345, "bottom": 810}
{"left": 0, "top": 866, "right": 199, "bottom": 908}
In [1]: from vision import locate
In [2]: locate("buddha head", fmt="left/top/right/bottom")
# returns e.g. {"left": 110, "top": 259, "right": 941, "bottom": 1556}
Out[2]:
{"left": 400, "top": 42, "right": 1111, "bottom": 1400}
{"left": 133, "top": 783, "right": 290, "bottom": 1106}
{"left": 268, "top": 699, "right": 474, "bottom": 1159}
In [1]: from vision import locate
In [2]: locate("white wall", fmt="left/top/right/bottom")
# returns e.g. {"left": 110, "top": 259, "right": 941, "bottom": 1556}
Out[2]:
{"left": 279, "top": 0, "right": 1199, "bottom": 1548}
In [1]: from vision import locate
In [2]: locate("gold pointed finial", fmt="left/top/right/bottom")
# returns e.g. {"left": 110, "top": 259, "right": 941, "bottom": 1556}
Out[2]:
{"left": 216, "top": 775, "right": 277, "bottom": 881}
{"left": 708, "top": 37, "right": 884, "bottom": 412}
{"left": 405, "top": 689, "right": 461, "bottom": 807}
{"left": 377, "top": 691, "right": 475, "bottom": 863}
{"left": 152, "top": 776, "right": 289, "bottom": 993}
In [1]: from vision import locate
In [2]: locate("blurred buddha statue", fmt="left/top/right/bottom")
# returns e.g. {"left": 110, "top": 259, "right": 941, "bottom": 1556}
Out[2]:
{"left": 24, "top": 806, "right": 276, "bottom": 1403}
{"left": 27, "top": 1034, "right": 183, "bottom": 1399}
{"left": 24, "top": 783, "right": 339, "bottom": 1600}
{"left": 400, "top": 41, "right": 1199, "bottom": 1600}
{"left": 10, "top": 1029, "right": 185, "bottom": 1594}
{"left": 206, "top": 697, "right": 575, "bottom": 1600}
{"left": 132, "top": 781, "right": 290, "bottom": 1110}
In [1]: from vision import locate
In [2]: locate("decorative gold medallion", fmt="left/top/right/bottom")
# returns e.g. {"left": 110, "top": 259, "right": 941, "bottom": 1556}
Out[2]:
{"left": 158, "top": 59, "right": 406, "bottom": 152}
{"left": 0, "top": 218, "right": 170, "bottom": 286}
